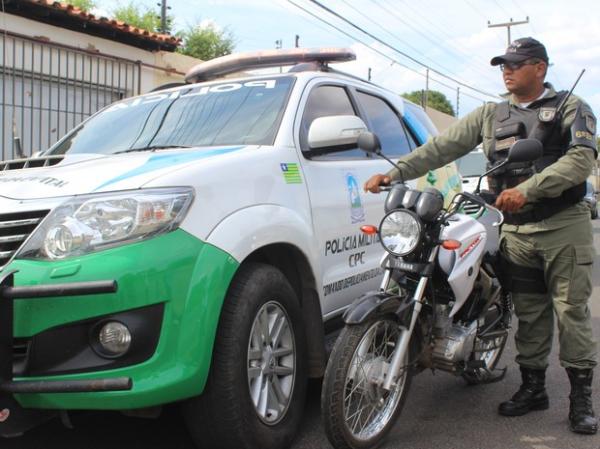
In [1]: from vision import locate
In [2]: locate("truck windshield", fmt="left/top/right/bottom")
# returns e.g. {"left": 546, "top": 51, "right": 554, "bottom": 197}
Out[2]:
{"left": 47, "top": 77, "right": 294, "bottom": 155}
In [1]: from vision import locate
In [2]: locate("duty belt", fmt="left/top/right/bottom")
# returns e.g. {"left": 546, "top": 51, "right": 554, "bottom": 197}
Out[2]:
{"left": 503, "top": 201, "right": 572, "bottom": 225}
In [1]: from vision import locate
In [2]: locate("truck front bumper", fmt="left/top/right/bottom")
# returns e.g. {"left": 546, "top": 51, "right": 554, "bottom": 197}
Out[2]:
{"left": 0, "top": 230, "right": 239, "bottom": 435}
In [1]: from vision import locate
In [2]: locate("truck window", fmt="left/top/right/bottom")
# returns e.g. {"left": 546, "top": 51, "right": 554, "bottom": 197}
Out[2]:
{"left": 46, "top": 77, "right": 295, "bottom": 155}
{"left": 355, "top": 91, "right": 413, "bottom": 157}
{"left": 402, "top": 101, "right": 439, "bottom": 145}
{"left": 300, "top": 85, "right": 365, "bottom": 159}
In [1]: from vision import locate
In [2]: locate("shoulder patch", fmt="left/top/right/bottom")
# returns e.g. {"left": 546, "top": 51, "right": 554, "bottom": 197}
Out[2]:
{"left": 585, "top": 112, "right": 596, "bottom": 134}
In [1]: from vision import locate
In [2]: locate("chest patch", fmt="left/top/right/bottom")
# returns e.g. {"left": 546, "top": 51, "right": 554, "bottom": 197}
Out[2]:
{"left": 538, "top": 108, "right": 557, "bottom": 123}
{"left": 495, "top": 136, "right": 516, "bottom": 151}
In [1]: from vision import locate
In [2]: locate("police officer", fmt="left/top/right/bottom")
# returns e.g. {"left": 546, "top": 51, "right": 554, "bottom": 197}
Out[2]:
{"left": 364, "top": 37, "right": 598, "bottom": 435}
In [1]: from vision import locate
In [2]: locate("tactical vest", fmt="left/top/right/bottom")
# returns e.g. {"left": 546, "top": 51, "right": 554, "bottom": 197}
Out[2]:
{"left": 488, "top": 92, "right": 586, "bottom": 223}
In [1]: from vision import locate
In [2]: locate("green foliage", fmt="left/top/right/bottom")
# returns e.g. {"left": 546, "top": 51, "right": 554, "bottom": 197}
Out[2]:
{"left": 110, "top": 3, "right": 235, "bottom": 60}
{"left": 401, "top": 90, "right": 455, "bottom": 116}
{"left": 177, "top": 23, "right": 235, "bottom": 61}
{"left": 67, "top": 0, "right": 96, "bottom": 11}
{"left": 113, "top": 2, "right": 173, "bottom": 33}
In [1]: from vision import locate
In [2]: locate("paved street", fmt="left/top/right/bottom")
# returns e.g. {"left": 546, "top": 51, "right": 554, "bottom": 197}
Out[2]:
{"left": 6, "top": 219, "right": 600, "bottom": 449}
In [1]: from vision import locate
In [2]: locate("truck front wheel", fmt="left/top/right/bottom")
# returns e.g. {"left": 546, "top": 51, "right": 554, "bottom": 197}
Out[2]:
{"left": 183, "top": 262, "right": 307, "bottom": 449}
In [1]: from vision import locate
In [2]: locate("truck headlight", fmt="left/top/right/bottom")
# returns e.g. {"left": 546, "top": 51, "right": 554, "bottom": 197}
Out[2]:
{"left": 17, "top": 187, "right": 194, "bottom": 260}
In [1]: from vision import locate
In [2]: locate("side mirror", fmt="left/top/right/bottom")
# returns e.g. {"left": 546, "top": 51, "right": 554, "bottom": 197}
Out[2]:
{"left": 357, "top": 131, "right": 382, "bottom": 155}
{"left": 506, "top": 138, "right": 543, "bottom": 163}
{"left": 307, "top": 115, "right": 367, "bottom": 153}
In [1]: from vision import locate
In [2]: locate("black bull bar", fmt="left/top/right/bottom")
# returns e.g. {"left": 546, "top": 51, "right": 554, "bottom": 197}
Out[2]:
{"left": 0, "top": 270, "right": 132, "bottom": 436}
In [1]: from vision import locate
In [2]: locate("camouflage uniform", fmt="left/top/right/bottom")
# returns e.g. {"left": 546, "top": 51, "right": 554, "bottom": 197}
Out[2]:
{"left": 387, "top": 84, "right": 598, "bottom": 370}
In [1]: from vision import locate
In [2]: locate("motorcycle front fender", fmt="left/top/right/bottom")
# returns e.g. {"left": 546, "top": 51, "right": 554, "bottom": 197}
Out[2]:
{"left": 342, "top": 291, "right": 410, "bottom": 325}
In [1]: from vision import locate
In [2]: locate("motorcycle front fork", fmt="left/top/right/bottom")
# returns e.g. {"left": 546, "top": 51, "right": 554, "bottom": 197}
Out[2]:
{"left": 381, "top": 247, "right": 438, "bottom": 391}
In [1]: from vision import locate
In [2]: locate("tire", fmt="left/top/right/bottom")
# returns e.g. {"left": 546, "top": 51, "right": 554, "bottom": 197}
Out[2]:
{"left": 182, "top": 262, "right": 307, "bottom": 449}
{"left": 321, "top": 316, "right": 413, "bottom": 449}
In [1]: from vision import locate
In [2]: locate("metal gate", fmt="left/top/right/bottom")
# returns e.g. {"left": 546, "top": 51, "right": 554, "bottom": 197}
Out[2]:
{"left": 1, "top": 30, "right": 141, "bottom": 160}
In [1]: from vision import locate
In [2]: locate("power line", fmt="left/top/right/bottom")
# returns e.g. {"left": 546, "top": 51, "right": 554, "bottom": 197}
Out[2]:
{"left": 301, "top": 0, "right": 499, "bottom": 99}
{"left": 462, "top": 0, "right": 488, "bottom": 19}
{"left": 286, "top": 0, "right": 494, "bottom": 104}
{"left": 372, "top": 0, "right": 500, "bottom": 86}
{"left": 491, "top": 0, "right": 512, "bottom": 18}
{"left": 337, "top": 0, "right": 482, "bottom": 83}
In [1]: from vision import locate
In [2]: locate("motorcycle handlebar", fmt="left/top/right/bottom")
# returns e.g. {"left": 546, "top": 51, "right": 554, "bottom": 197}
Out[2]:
{"left": 449, "top": 191, "right": 504, "bottom": 226}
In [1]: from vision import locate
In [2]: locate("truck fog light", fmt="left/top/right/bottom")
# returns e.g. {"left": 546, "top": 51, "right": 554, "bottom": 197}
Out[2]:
{"left": 98, "top": 321, "right": 132, "bottom": 357}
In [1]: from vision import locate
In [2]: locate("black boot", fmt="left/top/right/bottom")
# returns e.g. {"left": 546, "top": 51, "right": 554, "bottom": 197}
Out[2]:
{"left": 567, "top": 368, "right": 598, "bottom": 434}
{"left": 498, "top": 366, "right": 549, "bottom": 416}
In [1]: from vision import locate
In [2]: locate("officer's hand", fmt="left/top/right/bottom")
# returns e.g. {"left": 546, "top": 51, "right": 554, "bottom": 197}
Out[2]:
{"left": 364, "top": 174, "right": 391, "bottom": 193}
{"left": 495, "top": 188, "right": 527, "bottom": 212}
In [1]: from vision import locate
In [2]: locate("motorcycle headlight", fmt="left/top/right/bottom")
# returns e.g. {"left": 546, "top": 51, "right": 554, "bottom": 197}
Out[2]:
{"left": 17, "top": 187, "right": 194, "bottom": 260}
{"left": 379, "top": 210, "right": 422, "bottom": 256}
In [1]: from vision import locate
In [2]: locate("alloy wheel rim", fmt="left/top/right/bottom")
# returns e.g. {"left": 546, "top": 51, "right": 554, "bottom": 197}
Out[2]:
{"left": 247, "top": 301, "right": 295, "bottom": 425}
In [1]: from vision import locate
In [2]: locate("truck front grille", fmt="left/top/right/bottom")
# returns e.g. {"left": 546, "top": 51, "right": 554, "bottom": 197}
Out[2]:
{"left": 0, "top": 156, "right": 64, "bottom": 171}
{"left": 0, "top": 210, "right": 49, "bottom": 268}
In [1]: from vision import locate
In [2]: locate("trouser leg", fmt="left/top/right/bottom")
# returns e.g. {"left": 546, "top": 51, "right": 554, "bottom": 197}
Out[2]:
{"left": 501, "top": 231, "right": 553, "bottom": 369}
{"left": 541, "top": 219, "right": 597, "bottom": 370}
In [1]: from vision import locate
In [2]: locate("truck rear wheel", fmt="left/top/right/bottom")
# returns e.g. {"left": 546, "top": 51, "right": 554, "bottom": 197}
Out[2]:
{"left": 183, "top": 262, "right": 307, "bottom": 449}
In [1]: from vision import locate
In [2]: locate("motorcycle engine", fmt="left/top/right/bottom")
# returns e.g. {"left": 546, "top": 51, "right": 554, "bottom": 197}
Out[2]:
{"left": 430, "top": 305, "right": 478, "bottom": 372}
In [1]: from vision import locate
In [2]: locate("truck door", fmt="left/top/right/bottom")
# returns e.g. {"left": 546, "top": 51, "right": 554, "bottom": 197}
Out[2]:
{"left": 296, "top": 82, "right": 414, "bottom": 316}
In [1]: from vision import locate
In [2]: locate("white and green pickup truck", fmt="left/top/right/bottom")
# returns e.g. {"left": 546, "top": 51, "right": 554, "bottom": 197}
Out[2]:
{"left": 0, "top": 48, "right": 460, "bottom": 449}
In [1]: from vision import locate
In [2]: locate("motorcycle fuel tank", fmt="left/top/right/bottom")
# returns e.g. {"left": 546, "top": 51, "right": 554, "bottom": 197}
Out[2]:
{"left": 437, "top": 214, "right": 487, "bottom": 317}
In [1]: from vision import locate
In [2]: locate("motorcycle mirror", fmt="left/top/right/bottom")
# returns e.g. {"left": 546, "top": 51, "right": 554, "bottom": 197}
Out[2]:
{"left": 506, "top": 138, "right": 543, "bottom": 163}
{"left": 358, "top": 131, "right": 405, "bottom": 181}
{"left": 474, "top": 138, "right": 543, "bottom": 194}
{"left": 357, "top": 132, "right": 382, "bottom": 155}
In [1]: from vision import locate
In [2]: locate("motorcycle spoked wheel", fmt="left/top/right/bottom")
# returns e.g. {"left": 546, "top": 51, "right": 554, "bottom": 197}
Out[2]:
{"left": 462, "top": 303, "right": 509, "bottom": 385}
{"left": 321, "top": 316, "right": 413, "bottom": 449}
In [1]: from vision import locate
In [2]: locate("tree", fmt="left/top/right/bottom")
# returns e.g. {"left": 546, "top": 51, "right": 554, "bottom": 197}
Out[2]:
{"left": 113, "top": 2, "right": 173, "bottom": 33}
{"left": 401, "top": 90, "right": 455, "bottom": 116}
{"left": 67, "top": 0, "right": 96, "bottom": 11}
{"left": 177, "top": 22, "right": 235, "bottom": 61}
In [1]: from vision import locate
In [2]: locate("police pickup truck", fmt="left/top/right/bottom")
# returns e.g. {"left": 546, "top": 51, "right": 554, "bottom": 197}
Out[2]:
{"left": 0, "top": 48, "right": 460, "bottom": 449}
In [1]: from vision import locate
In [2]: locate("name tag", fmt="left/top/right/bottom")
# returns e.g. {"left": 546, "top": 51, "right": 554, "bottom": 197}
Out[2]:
{"left": 495, "top": 136, "right": 516, "bottom": 151}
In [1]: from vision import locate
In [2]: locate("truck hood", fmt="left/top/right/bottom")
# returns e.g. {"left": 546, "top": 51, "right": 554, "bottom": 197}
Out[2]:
{"left": 0, "top": 146, "right": 247, "bottom": 200}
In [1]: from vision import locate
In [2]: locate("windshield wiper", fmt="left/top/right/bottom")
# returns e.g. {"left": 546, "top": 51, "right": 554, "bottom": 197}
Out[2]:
{"left": 115, "top": 145, "right": 193, "bottom": 154}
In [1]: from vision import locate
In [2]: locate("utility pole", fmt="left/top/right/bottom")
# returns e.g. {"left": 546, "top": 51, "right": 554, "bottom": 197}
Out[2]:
{"left": 275, "top": 40, "right": 283, "bottom": 73}
{"left": 157, "top": 0, "right": 170, "bottom": 33}
{"left": 487, "top": 17, "right": 529, "bottom": 46}
{"left": 456, "top": 87, "right": 460, "bottom": 117}
{"left": 295, "top": 35, "right": 300, "bottom": 48}
{"left": 424, "top": 68, "right": 429, "bottom": 109}
{"left": 368, "top": 67, "right": 372, "bottom": 81}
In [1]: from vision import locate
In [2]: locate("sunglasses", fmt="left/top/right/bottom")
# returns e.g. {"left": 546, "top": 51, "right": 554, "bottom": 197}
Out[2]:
{"left": 499, "top": 60, "right": 541, "bottom": 71}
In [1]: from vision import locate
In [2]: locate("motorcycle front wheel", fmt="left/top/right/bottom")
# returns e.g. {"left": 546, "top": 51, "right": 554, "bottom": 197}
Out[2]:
{"left": 462, "top": 302, "right": 509, "bottom": 385}
{"left": 321, "top": 316, "right": 413, "bottom": 449}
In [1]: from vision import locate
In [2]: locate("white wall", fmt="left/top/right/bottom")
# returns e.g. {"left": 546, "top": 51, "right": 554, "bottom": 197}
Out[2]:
{"left": 1, "top": 13, "right": 202, "bottom": 94}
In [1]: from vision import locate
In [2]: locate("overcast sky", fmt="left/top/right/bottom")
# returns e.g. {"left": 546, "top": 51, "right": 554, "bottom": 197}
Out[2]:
{"left": 96, "top": 0, "right": 600, "bottom": 118}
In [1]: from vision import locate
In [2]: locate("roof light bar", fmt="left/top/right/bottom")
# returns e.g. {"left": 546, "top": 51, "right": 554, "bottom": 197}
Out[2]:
{"left": 184, "top": 47, "right": 356, "bottom": 83}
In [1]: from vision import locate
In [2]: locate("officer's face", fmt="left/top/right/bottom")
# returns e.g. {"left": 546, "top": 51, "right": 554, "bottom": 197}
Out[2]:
{"left": 502, "top": 59, "right": 546, "bottom": 97}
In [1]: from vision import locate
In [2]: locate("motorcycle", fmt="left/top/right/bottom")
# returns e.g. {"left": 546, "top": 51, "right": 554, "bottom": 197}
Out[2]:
{"left": 321, "top": 134, "right": 543, "bottom": 449}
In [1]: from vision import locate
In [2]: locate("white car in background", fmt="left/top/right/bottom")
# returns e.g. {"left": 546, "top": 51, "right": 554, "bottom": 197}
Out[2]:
{"left": 456, "top": 147, "right": 488, "bottom": 214}
{"left": 456, "top": 147, "right": 488, "bottom": 193}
